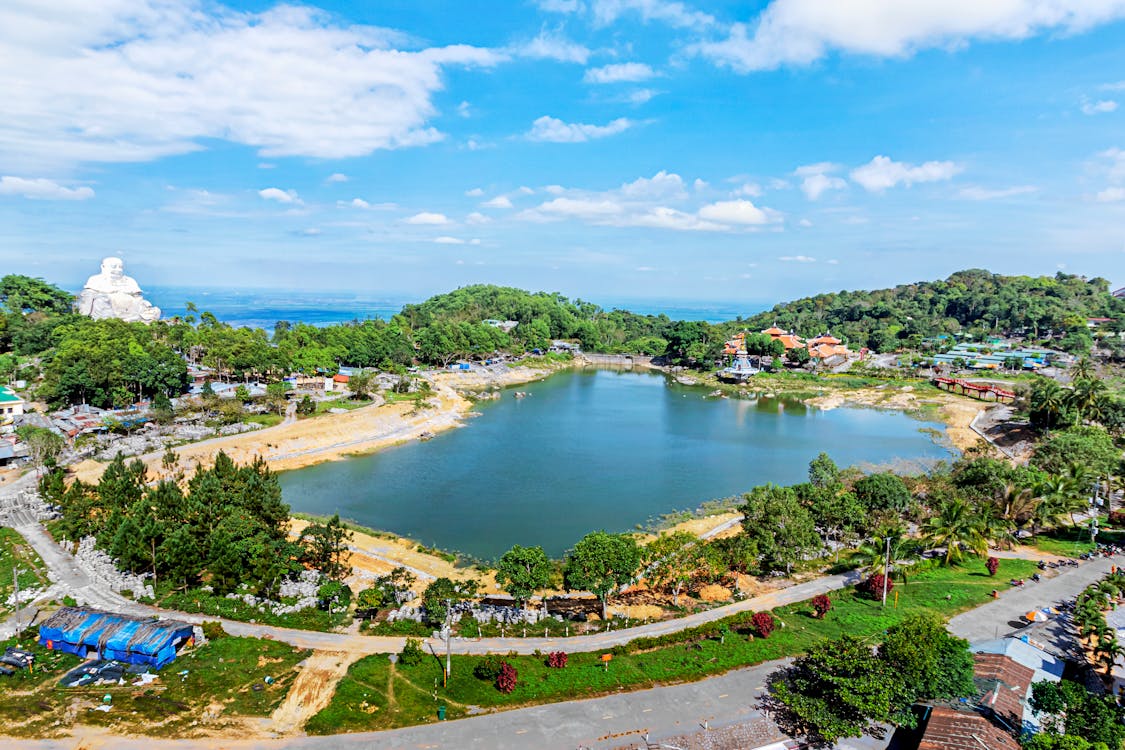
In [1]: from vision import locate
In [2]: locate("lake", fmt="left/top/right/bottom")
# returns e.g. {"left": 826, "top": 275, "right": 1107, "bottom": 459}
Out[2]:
{"left": 279, "top": 369, "right": 955, "bottom": 560}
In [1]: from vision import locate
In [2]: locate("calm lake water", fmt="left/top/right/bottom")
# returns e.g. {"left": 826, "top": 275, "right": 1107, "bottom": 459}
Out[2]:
{"left": 280, "top": 369, "right": 955, "bottom": 560}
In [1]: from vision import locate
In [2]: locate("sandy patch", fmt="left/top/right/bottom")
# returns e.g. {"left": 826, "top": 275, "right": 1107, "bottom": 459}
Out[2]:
{"left": 269, "top": 650, "right": 360, "bottom": 735}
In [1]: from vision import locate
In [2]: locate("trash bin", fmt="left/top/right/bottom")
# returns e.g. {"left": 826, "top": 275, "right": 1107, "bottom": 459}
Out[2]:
{"left": 438, "top": 705, "right": 446, "bottom": 721}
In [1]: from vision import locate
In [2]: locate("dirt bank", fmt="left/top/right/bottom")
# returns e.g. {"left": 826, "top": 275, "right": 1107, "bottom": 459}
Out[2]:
{"left": 805, "top": 385, "right": 988, "bottom": 454}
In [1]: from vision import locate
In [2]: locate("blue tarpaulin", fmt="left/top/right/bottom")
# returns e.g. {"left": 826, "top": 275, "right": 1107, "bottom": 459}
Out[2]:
{"left": 38, "top": 608, "right": 194, "bottom": 669}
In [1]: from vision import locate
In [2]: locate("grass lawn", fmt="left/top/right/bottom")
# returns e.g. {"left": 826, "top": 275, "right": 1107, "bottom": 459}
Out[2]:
{"left": 312, "top": 397, "right": 374, "bottom": 416}
{"left": 243, "top": 412, "right": 283, "bottom": 428}
{"left": 0, "top": 528, "right": 50, "bottom": 618}
{"left": 307, "top": 558, "right": 1037, "bottom": 735}
{"left": 0, "top": 633, "right": 307, "bottom": 738}
{"left": 156, "top": 585, "right": 349, "bottom": 632}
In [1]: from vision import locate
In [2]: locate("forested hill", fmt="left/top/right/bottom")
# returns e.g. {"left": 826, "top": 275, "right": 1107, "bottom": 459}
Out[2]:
{"left": 730, "top": 269, "right": 1121, "bottom": 352}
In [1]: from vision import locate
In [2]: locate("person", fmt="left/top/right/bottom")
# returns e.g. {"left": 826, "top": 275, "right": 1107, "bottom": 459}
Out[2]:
{"left": 75, "top": 257, "right": 161, "bottom": 323}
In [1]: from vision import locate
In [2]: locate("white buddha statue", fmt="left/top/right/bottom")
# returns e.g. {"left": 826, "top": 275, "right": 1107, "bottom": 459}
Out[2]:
{"left": 76, "top": 257, "right": 161, "bottom": 323}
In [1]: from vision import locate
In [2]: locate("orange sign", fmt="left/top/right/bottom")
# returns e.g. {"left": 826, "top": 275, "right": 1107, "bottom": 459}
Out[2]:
{"left": 601, "top": 654, "right": 612, "bottom": 662}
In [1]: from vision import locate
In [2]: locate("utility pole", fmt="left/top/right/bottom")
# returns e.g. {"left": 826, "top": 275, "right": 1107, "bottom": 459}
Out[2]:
{"left": 882, "top": 536, "right": 891, "bottom": 608}
{"left": 444, "top": 598, "right": 452, "bottom": 685}
{"left": 12, "top": 564, "right": 19, "bottom": 636}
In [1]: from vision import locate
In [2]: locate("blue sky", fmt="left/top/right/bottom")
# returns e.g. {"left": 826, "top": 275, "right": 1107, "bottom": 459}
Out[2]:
{"left": 2, "top": 0, "right": 1125, "bottom": 306}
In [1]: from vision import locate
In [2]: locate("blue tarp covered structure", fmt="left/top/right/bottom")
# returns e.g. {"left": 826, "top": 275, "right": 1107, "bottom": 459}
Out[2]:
{"left": 38, "top": 607, "right": 194, "bottom": 669}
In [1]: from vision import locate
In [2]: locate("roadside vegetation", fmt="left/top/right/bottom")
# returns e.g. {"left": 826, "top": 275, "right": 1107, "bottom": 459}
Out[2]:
{"left": 0, "top": 528, "right": 49, "bottom": 619}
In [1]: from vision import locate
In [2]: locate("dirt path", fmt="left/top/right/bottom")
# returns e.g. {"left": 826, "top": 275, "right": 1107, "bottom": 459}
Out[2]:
{"left": 269, "top": 650, "right": 361, "bottom": 735}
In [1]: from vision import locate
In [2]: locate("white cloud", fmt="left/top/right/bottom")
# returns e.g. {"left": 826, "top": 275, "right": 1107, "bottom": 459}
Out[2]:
{"left": 733, "top": 182, "right": 762, "bottom": 197}
{"left": 798, "top": 218, "right": 813, "bottom": 227}
{"left": 537, "top": 0, "right": 584, "bottom": 13}
{"left": 0, "top": 175, "right": 94, "bottom": 200}
{"left": 528, "top": 115, "right": 634, "bottom": 142}
{"left": 697, "top": 0, "right": 1125, "bottom": 72}
{"left": 348, "top": 198, "right": 370, "bottom": 209}
{"left": 620, "top": 170, "right": 688, "bottom": 200}
{"left": 326, "top": 173, "right": 349, "bottom": 183}
{"left": 591, "top": 0, "right": 715, "bottom": 29}
{"left": 513, "top": 29, "right": 590, "bottom": 64}
{"left": 0, "top": 1, "right": 502, "bottom": 169}
{"left": 1082, "top": 99, "right": 1119, "bottom": 115}
{"left": 517, "top": 186, "right": 535, "bottom": 195}
{"left": 533, "top": 197, "right": 624, "bottom": 219}
{"left": 793, "top": 162, "right": 847, "bottom": 200}
{"left": 434, "top": 236, "right": 465, "bottom": 244}
{"left": 483, "top": 195, "right": 514, "bottom": 209}
{"left": 1097, "top": 187, "right": 1125, "bottom": 202}
{"left": 698, "top": 199, "right": 780, "bottom": 225}
{"left": 457, "top": 101, "right": 472, "bottom": 118}
{"left": 465, "top": 187, "right": 485, "bottom": 197}
{"left": 405, "top": 211, "right": 450, "bottom": 225}
{"left": 1100, "top": 147, "right": 1125, "bottom": 182}
{"left": 299, "top": 227, "right": 321, "bottom": 236}
{"left": 259, "top": 187, "right": 301, "bottom": 204}
{"left": 584, "top": 62, "right": 656, "bottom": 84}
{"left": 850, "top": 155, "right": 962, "bottom": 192}
{"left": 466, "top": 212, "right": 492, "bottom": 224}
{"left": 624, "top": 88, "right": 659, "bottom": 104}
{"left": 1102, "top": 81, "right": 1125, "bottom": 91}
{"left": 779, "top": 255, "right": 816, "bottom": 263}
{"left": 957, "top": 185, "right": 1037, "bottom": 200}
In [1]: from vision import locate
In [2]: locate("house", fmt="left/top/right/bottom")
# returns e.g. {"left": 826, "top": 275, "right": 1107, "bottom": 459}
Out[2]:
{"left": 915, "top": 637, "right": 1063, "bottom": 749}
{"left": 0, "top": 386, "right": 25, "bottom": 423}
{"left": 39, "top": 607, "right": 195, "bottom": 669}
{"left": 483, "top": 319, "right": 520, "bottom": 333}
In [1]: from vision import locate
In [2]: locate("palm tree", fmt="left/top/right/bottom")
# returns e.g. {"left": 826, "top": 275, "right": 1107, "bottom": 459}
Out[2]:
{"left": 993, "top": 483, "right": 1038, "bottom": 540}
{"left": 1071, "top": 356, "right": 1096, "bottom": 383}
{"left": 923, "top": 498, "right": 989, "bottom": 565}
{"left": 1034, "top": 473, "right": 1087, "bottom": 530}
{"left": 1029, "top": 378, "right": 1068, "bottom": 429}
{"left": 1093, "top": 633, "right": 1124, "bottom": 675}
{"left": 1068, "top": 378, "right": 1107, "bottom": 424}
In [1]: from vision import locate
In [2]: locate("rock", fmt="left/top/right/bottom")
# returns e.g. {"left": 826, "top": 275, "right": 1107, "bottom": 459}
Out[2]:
{"left": 697, "top": 584, "right": 732, "bottom": 602}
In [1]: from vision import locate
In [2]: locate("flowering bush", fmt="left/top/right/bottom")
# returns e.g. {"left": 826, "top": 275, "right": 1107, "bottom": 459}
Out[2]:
{"left": 811, "top": 594, "right": 832, "bottom": 619}
{"left": 859, "top": 574, "right": 893, "bottom": 600}
{"left": 752, "top": 611, "right": 775, "bottom": 638}
{"left": 496, "top": 662, "right": 518, "bottom": 693}
{"left": 986, "top": 556, "right": 1000, "bottom": 577}
{"left": 546, "top": 651, "right": 568, "bottom": 668}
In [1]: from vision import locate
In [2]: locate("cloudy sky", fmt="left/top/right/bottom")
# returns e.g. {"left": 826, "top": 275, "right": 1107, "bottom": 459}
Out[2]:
{"left": 2, "top": 0, "right": 1125, "bottom": 304}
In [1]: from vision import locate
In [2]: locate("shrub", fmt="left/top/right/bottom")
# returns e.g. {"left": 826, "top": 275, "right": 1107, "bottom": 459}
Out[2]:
{"left": 546, "top": 651, "right": 568, "bottom": 668}
{"left": 811, "top": 594, "right": 832, "bottom": 619}
{"left": 1109, "top": 511, "right": 1125, "bottom": 527}
{"left": 859, "top": 574, "right": 893, "bottom": 600}
{"left": 400, "top": 637, "right": 425, "bottom": 666}
{"left": 474, "top": 654, "right": 506, "bottom": 681}
{"left": 986, "top": 556, "right": 1000, "bottom": 577}
{"left": 495, "top": 662, "right": 518, "bottom": 693}
{"left": 752, "top": 612, "right": 775, "bottom": 638}
{"left": 201, "top": 621, "right": 226, "bottom": 641}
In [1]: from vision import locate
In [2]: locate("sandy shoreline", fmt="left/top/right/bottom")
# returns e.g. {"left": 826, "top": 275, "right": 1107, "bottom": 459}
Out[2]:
{"left": 70, "top": 362, "right": 566, "bottom": 485}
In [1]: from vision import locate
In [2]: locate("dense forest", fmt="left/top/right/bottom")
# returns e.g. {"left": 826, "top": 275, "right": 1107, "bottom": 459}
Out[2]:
{"left": 1, "top": 269, "right": 1122, "bottom": 408}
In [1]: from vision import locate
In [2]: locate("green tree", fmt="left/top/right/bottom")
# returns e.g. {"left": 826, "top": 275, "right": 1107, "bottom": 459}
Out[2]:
{"left": 772, "top": 635, "right": 900, "bottom": 743}
{"left": 563, "top": 531, "right": 641, "bottom": 620}
{"left": 421, "top": 577, "right": 479, "bottom": 627}
{"left": 1031, "top": 426, "right": 1119, "bottom": 477}
{"left": 643, "top": 531, "right": 713, "bottom": 606}
{"left": 298, "top": 514, "right": 354, "bottom": 580}
{"left": 879, "top": 614, "right": 975, "bottom": 706}
{"left": 808, "top": 452, "right": 841, "bottom": 489}
{"left": 494, "top": 544, "right": 552, "bottom": 608}
{"left": 740, "top": 484, "right": 820, "bottom": 574}
{"left": 348, "top": 370, "right": 374, "bottom": 400}
{"left": 15, "top": 425, "right": 64, "bottom": 474}
{"left": 265, "top": 381, "right": 291, "bottom": 416}
{"left": 853, "top": 473, "right": 912, "bottom": 512}
{"left": 0, "top": 274, "right": 74, "bottom": 314}
{"left": 922, "top": 498, "right": 988, "bottom": 565}
{"left": 1030, "top": 680, "right": 1125, "bottom": 749}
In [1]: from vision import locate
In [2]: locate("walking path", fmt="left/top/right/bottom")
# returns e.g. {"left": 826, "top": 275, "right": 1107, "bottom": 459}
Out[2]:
{"left": 13, "top": 555, "right": 1112, "bottom": 750}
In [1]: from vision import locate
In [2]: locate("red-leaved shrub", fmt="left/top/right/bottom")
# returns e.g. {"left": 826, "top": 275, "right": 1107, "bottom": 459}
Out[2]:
{"left": 986, "top": 556, "right": 1000, "bottom": 577}
{"left": 496, "top": 662, "right": 518, "bottom": 693}
{"left": 860, "top": 574, "right": 893, "bottom": 600}
{"left": 1108, "top": 510, "right": 1125, "bottom": 527}
{"left": 546, "top": 651, "right": 568, "bottom": 668}
{"left": 811, "top": 594, "right": 832, "bottom": 619}
{"left": 753, "top": 612, "right": 775, "bottom": 638}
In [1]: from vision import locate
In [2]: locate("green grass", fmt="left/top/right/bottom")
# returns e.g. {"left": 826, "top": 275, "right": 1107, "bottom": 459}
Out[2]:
{"left": 384, "top": 390, "right": 430, "bottom": 405}
{"left": 0, "top": 633, "right": 307, "bottom": 737}
{"left": 156, "top": 585, "right": 350, "bottom": 632}
{"left": 242, "top": 412, "right": 283, "bottom": 428}
{"left": 307, "top": 558, "right": 1036, "bottom": 734}
{"left": 0, "top": 528, "right": 50, "bottom": 618}
{"left": 312, "top": 397, "right": 374, "bottom": 415}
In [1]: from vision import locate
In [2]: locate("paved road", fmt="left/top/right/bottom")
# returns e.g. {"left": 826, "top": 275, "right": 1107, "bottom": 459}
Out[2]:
{"left": 12, "top": 555, "right": 1113, "bottom": 750}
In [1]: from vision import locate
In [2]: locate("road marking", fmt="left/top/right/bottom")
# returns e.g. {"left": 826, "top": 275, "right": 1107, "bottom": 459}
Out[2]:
{"left": 718, "top": 694, "right": 728, "bottom": 698}
{"left": 642, "top": 708, "right": 652, "bottom": 713}
{"left": 515, "top": 729, "right": 527, "bottom": 734}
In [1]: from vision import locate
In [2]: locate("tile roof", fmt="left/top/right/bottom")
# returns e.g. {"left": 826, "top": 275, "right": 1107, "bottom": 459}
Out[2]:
{"left": 918, "top": 706, "right": 1021, "bottom": 750}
